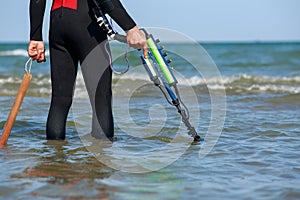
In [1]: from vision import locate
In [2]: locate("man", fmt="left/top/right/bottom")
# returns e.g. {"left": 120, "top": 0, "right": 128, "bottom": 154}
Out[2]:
{"left": 28, "top": 0, "right": 148, "bottom": 140}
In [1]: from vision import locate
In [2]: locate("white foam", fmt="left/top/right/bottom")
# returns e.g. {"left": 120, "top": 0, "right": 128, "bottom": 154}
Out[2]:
{"left": 246, "top": 84, "right": 300, "bottom": 93}
{"left": 0, "top": 77, "right": 20, "bottom": 84}
{"left": 109, "top": 72, "right": 300, "bottom": 86}
{"left": 0, "top": 49, "right": 50, "bottom": 57}
{"left": 1, "top": 72, "right": 299, "bottom": 97}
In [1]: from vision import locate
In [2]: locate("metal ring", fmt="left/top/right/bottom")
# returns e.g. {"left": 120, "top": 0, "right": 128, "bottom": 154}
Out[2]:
{"left": 24, "top": 58, "right": 32, "bottom": 73}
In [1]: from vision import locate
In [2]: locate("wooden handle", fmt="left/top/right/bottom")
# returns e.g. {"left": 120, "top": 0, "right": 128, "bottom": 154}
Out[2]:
{"left": 0, "top": 72, "right": 32, "bottom": 146}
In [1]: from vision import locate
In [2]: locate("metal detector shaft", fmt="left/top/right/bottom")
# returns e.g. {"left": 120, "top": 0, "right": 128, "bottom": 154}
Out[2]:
{"left": 113, "top": 33, "right": 201, "bottom": 141}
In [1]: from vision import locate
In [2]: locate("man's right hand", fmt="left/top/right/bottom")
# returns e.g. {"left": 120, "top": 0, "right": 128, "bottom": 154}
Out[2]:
{"left": 28, "top": 40, "right": 46, "bottom": 63}
{"left": 126, "top": 26, "right": 149, "bottom": 58}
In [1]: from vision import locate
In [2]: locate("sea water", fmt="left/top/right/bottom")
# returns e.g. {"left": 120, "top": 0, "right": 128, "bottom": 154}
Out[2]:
{"left": 0, "top": 41, "right": 299, "bottom": 199}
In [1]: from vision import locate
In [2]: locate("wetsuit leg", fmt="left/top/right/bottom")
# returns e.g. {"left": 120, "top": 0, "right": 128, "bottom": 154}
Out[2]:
{"left": 80, "top": 42, "right": 114, "bottom": 139}
{"left": 72, "top": 0, "right": 114, "bottom": 139}
{"left": 47, "top": 42, "right": 78, "bottom": 140}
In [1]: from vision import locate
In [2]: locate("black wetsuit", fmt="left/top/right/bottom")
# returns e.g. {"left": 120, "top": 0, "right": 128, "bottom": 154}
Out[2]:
{"left": 29, "top": 0, "right": 136, "bottom": 140}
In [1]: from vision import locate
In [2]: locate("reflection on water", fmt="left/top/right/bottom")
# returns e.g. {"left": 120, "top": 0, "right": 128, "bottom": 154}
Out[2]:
{"left": 23, "top": 141, "right": 113, "bottom": 183}
{"left": 81, "top": 133, "right": 194, "bottom": 173}
{"left": 1, "top": 139, "right": 115, "bottom": 199}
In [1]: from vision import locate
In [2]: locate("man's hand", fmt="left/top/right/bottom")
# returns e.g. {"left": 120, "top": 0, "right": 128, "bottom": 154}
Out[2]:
{"left": 126, "top": 26, "right": 148, "bottom": 58}
{"left": 28, "top": 40, "right": 46, "bottom": 63}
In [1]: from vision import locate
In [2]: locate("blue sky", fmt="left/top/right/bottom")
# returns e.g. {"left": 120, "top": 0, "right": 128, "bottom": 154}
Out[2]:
{"left": 0, "top": 0, "right": 299, "bottom": 42}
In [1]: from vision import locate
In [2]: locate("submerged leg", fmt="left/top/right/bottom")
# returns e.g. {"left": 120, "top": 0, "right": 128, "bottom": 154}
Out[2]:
{"left": 47, "top": 44, "right": 78, "bottom": 140}
{"left": 46, "top": 96, "right": 73, "bottom": 140}
{"left": 80, "top": 43, "right": 114, "bottom": 139}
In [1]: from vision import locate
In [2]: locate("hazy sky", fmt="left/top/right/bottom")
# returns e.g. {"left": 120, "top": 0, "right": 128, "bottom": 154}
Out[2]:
{"left": 0, "top": 0, "right": 299, "bottom": 42}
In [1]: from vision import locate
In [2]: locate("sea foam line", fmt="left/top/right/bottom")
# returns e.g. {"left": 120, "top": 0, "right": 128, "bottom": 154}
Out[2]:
{"left": 0, "top": 49, "right": 50, "bottom": 57}
{"left": 1, "top": 72, "right": 299, "bottom": 96}
{"left": 1, "top": 73, "right": 299, "bottom": 86}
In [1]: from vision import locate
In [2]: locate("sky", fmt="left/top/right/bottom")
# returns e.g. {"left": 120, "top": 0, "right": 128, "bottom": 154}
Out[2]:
{"left": 0, "top": 0, "right": 299, "bottom": 42}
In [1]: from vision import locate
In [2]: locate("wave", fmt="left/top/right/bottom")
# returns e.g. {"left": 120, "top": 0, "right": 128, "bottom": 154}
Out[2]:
{"left": 112, "top": 72, "right": 300, "bottom": 93}
{"left": 190, "top": 73, "right": 300, "bottom": 86}
{"left": 0, "top": 49, "right": 50, "bottom": 57}
{"left": 0, "top": 72, "right": 299, "bottom": 97}
{"left": 196, "top": 74, "right": 300, "bottom": 94}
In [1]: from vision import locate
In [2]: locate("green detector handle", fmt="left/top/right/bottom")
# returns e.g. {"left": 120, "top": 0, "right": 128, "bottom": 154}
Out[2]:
{"left": 145, "top": 33, "right": 177, "bottom": 86}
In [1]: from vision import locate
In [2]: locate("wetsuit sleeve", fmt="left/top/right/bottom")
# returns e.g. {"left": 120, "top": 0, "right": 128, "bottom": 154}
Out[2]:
{"left": 29, "top": 0, "right": 46, "bottom": 41}
{"left": 98, "top": 0, "right": 136, "bottom": 31}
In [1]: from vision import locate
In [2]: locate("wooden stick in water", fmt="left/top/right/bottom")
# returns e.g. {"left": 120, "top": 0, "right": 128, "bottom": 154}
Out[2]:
{"left": 0, "top": 72, "right": 32, "bottom": 147}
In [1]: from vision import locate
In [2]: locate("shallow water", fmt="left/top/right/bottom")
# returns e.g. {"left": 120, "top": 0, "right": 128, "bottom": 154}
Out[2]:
{"left": 0, "top": 42, "right": 300, "bottom": 199}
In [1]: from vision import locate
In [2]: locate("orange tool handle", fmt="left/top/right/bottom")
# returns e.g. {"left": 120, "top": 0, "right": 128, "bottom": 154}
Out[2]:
{"left": 0, "top": 72, "right": 32, "bottom": 146}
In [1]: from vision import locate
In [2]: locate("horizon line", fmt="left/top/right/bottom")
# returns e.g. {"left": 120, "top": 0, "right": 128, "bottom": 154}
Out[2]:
{"left": 1, "top": 39, "right": 300, "bottom": 44}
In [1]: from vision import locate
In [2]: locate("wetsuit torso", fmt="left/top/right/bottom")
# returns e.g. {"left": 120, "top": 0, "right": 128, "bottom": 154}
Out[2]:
{"left": 29, "top": 0, "right": 136, "bottom": 140}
